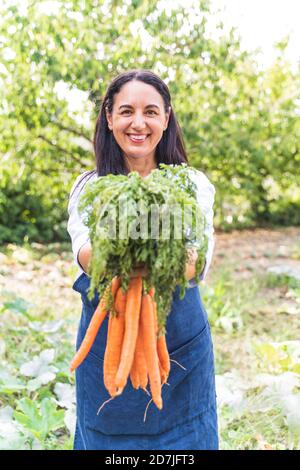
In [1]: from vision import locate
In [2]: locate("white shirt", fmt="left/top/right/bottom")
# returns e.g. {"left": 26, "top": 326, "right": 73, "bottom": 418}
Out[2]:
{"left": 67, "top": 168, "right": 216, "bottom": 287}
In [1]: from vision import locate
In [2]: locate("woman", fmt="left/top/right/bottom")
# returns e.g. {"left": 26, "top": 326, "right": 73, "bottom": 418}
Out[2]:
{"left": 67, "top": 69, "right": 218, "bottom": 450}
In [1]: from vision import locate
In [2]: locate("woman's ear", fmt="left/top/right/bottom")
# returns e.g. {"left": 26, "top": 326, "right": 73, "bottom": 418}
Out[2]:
{"left": 105, "top": 107, "right": 113, "bottom": 130}
{"left": 164, "top": 106, "right": 171, "bottom": 130}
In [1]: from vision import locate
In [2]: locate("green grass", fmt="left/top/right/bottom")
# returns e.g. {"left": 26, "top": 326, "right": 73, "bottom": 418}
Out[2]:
{"left": 0, "top": 241, "right": 300, "bottom": 449}
{"left": 291, "top": 240, "right": 300, "bottom": 260}
{"left": 262, "top": 272, "right": 300, "bottom": 289}
{"left": 207, "top": 263, "right": 300, "bottom": 450}
{"left": 0, "top": 244, "right": 77, "bottom": 450}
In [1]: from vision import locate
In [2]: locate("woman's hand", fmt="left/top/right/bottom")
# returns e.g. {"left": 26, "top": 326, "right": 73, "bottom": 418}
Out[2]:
{"left": 79, "top": 243, "right": 148, "bottom": 279}
{"left": 185, "top": 246, "right": 199, "bottom": 281}
{"left": 129, "top": 263, "right": 149, "bottom": 278}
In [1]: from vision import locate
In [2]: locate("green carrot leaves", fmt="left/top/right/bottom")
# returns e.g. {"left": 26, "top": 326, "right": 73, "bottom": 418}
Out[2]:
{"left": 78, "top": 163, "right": 208, "bottom": 330}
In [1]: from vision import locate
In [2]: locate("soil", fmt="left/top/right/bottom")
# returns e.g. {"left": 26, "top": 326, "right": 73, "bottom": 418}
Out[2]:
{"left": 211, "top": 226, "right": 300, "bottom": 280}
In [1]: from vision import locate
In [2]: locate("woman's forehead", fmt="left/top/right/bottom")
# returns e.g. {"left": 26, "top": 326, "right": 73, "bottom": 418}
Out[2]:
{"left": 114, "top": 81, "right": 164, "bottom": 108}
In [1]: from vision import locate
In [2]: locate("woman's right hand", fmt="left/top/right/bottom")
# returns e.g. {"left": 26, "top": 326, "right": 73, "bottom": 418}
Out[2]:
{"left": 129, "top": 263, "right": 149, "bottom": 278}
{"left": 79, "top": 243, "right": 148, "bottom": 279}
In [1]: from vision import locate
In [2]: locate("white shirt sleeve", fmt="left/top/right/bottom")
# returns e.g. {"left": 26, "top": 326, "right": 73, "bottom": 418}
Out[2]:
{"left": 187, "top": 169, "right": 216, "bottom": 285}
{"left": 67, "top": 172, "right": 96, "bottom": 275}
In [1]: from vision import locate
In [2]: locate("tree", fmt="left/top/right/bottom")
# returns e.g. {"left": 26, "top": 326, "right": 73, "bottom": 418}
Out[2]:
{"left": 0, "top": 0, "right": 299, "bottom": 242}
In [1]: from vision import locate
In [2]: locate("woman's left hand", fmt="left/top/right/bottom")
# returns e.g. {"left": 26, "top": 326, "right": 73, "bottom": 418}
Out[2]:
{"left": 185, "top": 247, "right": 199, "bottom": 281}
{"left": 186, "top": 246, "right": 198, "bottom": 265}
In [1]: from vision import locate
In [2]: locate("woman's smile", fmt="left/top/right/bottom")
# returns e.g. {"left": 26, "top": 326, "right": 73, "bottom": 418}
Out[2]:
{"left": 126, "top": 133, "right": 150, "bottom": 144}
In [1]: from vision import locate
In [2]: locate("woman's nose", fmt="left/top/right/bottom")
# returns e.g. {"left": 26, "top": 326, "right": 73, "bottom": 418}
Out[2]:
{"left": 131, "top": 112, "right": 146, "bottom": 128}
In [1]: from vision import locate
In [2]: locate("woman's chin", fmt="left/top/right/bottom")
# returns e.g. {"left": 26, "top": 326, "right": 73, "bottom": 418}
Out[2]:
{"left": 127, "top": 152, "right": 152, "bottom": 159}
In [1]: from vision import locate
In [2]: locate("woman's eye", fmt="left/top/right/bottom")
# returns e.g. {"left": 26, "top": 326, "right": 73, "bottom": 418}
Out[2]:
{"left": 121, "top": 110, "right": 157, "bottom": 115}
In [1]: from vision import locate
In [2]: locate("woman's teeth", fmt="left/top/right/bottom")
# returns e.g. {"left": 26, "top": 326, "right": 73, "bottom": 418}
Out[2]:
{"left": 127, "top": 134, "right": 148, "bottom": 143}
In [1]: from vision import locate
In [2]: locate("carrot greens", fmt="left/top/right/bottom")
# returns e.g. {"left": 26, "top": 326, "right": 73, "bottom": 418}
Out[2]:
{"left": 78, "top": 163, "right": 208, "bottom": 333}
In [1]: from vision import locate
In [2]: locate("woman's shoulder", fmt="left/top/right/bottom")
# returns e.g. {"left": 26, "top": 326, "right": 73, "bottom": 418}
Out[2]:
{"left": 69, "top": 169, "right": 98, "bottom": 199}
{"left": 71, "top": 169, "right": 98, "bottom": 187}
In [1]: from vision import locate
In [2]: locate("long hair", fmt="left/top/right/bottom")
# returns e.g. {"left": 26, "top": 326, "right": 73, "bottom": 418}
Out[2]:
{"left": 71, "top": 69, "right": 189, "bottom": 196}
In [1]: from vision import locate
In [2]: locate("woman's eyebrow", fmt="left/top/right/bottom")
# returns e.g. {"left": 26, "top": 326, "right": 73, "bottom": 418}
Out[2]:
{"left": 118, "top": 104, "right": 160, "bottom": 110}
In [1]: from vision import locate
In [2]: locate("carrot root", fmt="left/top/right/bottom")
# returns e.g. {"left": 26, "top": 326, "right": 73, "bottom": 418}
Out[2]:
{"left": 143, "top": 397, "right": 153, "bottom": 423}
{"left": 170, "top": 358, "right": 187, "bottom": 371}
{"left": 96, "top": 396, "right": 115, "bottom": 415}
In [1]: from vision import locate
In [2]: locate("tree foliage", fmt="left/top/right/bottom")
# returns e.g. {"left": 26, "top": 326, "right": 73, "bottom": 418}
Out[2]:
{"left": 0, "top": 0, "right": 299, "bottom": 243}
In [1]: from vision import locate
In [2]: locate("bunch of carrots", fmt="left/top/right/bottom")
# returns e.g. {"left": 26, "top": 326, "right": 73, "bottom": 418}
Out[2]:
{"left": 70, "top": 275, "right": 170, "bottom": 411}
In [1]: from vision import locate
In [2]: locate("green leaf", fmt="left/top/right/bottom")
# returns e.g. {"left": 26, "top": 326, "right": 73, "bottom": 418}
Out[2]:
{"left": 0, "top": 368, "right": 26, "bottom": 395}
{"left": 14, "top": 397, "right": 65, "bottom": 441}
{"left": 40, "top": 398, "right": 66, "bottom": 434}
{"left": 1, "top": 297, "right": 35, "bottom": 321}
{"left": 20, "top": 349, "right": 58, "bottom": 387}
{"left": 0, "top": 406, "right": 36, "bottom": 450}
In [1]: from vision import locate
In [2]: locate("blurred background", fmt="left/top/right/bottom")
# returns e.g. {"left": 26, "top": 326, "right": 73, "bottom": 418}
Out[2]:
{"left": 0, "top": 0, "right": 299, "bottom": 450}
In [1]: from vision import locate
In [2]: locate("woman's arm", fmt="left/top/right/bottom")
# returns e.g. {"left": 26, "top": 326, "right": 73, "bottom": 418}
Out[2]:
{"left": 187, "top": 169, "right": 215, "bottom": 283}
{"left": 78, "top": 241, "right": 92, "bottom": 273}
{"left": 184, "top": 246, "right": 199, "bottom": 282}
{"left": 67, "top": 172, "right": 95, "bottom": 273}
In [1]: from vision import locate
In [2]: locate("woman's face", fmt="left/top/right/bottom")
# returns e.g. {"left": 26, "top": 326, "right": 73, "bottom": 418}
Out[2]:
{"left": 106, "top": 80, "right": 170, "bottom": 164}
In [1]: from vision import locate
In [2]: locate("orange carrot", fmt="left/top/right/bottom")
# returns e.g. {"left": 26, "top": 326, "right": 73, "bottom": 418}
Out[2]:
{"left": 150, "top": 293, "right": 170, "bottom": 385}
{"left": 130, "top": 318, "right": 149, "bottom": 391}
{"left": 140, "top": 293, "right": 162, "bottom": 410}
{"left": 159, "top": 361, "right": 168, "bottom": 385}
{"left": 130, "top": 350, "right": 140, "bottom": 390}
{"left": 111, "top": 276, "right": 122, "bottom": 299}
{"left": 151, "top": 295, "right": 158, "bottom": 337}
{"left": 157, "top": 334, "right": 170, "bottom": 384}
{"left": 103, "top": 286, "right": 126, "bottom": 397}
{"left": 70, "top": 276, "right": 120, "bottom": 372}
{"left": 148, "top": 286, "right": 155, "bottom": 298}
{"left": 115, "top": 276, "right": 143, "bottom": 393}
{"left": 103, "top": 311, "right": 114, "bottom": 394}
{"left": 135, "top": 325, "right": 149, "bottom": 391}
{"left": 114, "top": 285, "right": 127, "bottom": 315}
{"left": 153, "top": 292, "right": 170, "bottom": 384}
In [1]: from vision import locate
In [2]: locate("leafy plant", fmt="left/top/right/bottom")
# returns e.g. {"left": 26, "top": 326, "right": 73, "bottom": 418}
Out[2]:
{"left": 78, "top": 164, "right": 208, "bottom": 330}
{"left": 200, "top": 269, "right": 245, "bottom": 333}
{"left": 13, "top": 397, "right": 65, "bottom": 443}
{"left": 19, "top": 349, "right": 59, "bottom": 391}
{"left": 0, "top": 0, "right": 299, "bottom": 243}
{"left": 263, "top": 272, "right": 299, "bottom": 290}
{"left": 0, "top": 295, "right": 35, "bottom": 321}
{"left": 0, "top": 406, "right": 41, "bottom": 450}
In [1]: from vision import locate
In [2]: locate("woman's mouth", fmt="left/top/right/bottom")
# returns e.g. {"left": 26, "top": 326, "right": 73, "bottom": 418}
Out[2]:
{"left": 126, "top": 134, "right": 149, "bottom": 144}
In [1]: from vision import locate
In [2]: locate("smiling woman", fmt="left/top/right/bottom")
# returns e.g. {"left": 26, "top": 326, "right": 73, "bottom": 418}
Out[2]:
{"left": 91, "top": 69, "right": 188, "bottom": 178}
{"left": 105, "top": 80, "right": 170, "bottom": 177}
{"left": 67, "top": 69, "right": 218, "bottom": 451}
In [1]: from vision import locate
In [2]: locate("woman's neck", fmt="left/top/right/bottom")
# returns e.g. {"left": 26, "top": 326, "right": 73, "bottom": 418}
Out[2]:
{"left": 124, "top": 155, "right": 158, "bottom": 177}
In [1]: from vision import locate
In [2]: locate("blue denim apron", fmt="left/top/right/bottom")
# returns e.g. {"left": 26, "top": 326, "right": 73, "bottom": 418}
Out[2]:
{"left": 72, "top": 273, "right": 218, "bottom": 450}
